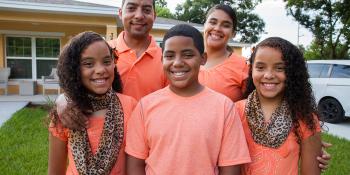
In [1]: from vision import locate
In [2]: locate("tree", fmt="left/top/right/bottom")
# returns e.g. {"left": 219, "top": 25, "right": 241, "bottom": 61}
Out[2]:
{"left": 285, "top": 0, "right": 350, "bottom": 59}
{"left": 174, "top": 0, "right": 265, "bottom": 43}
{"left": 155, "top": 0, "right": 175, "bottom": 19}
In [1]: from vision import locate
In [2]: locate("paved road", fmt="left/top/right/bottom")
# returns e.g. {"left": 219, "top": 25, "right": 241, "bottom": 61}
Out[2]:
{"left": 0, "top": 102, "right": 28, "bottom": 127}
{"left": 323, "top": 119, "right": 350, "bottom": 140}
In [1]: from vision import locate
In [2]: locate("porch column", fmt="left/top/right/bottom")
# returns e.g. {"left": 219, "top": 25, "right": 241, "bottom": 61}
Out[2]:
{"left": 106, "top": 25, "right": 118, "bottom": 41}
{"left": 0, "top": 34, "right": 4, "bottom": 67}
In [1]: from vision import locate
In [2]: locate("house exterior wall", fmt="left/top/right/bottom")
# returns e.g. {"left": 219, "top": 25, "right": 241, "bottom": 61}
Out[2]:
{"left": 0, "top": 10, "right": 117, "bottom": 95}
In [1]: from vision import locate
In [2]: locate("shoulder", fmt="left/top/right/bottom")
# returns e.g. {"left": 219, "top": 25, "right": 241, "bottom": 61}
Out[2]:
{"left": 117, "top": 93, "right": 137, "bottom": 107}
{"left": 298, "top": 114, "right": 321, "bottom": 140}
{"left": 140, "top": 87, "right": 169, "bottom": 102}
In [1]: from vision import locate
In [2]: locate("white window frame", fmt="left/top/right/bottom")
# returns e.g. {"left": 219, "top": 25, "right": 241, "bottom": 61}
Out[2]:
{"left": 5, "top": 35, "right": 60, "bottom": 81}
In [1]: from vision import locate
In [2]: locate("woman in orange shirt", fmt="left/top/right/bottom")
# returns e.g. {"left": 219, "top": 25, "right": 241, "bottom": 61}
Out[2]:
{"left": 235, "top": 37, "right": 321, "bottom": 175}
{"left": 48, "top": 31, "right": 136, "bottom": 175}
{"left": 199, "top": 4, "right": 249, "bottom": 102}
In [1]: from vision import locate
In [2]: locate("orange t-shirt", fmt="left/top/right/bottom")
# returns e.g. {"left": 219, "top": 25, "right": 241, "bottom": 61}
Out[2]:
{"left": 199, "top": 53, "right": 248, "bottom": 102}
{"left": 49, "top": 93, "right": 137, "bottom": 175}
{"left": 235, "top": 100, "right": 321, "bottom": 175}
{"left": 125, "top": 87, "right": 251, "bottom": 175}
{"left": 108, "top": 32, "right": 167, "bottom": 101}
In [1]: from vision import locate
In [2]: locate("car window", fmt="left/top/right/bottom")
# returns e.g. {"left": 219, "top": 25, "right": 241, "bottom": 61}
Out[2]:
{"left": 308, "top": 63, "right": 329, "bottom": 78}
{"left": 331, "top": 64, "right": 350, "bottom": 78}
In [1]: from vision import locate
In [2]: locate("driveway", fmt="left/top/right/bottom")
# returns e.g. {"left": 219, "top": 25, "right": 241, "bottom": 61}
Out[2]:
{"left": 0, "top": 102, "right": 28, "bottom": 127}
{"left": 323, "top": 119, "right": 350, "bottom": 140}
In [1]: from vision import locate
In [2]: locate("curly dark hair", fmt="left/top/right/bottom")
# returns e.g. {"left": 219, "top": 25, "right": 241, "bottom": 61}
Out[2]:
{"left": 57, "top": 31, "right": 122, "bottom": 113}
{"left": 244, "top": 37, "right": 320, "bottom": 143}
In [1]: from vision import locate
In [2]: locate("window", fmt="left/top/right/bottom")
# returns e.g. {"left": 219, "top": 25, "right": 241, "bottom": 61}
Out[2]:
{"left": 331, "top": 64, "right": 350, "bottom": 78}
{"left": 5, "top": 36, "right": 60, "bottom": 80}
{"left": 308, "top": 63, "right": 330, "bottom": 78}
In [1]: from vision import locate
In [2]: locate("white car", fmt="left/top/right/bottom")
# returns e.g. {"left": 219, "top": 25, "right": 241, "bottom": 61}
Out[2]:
{"left": 307, "top": 60, "right": 350, "bottom": 123}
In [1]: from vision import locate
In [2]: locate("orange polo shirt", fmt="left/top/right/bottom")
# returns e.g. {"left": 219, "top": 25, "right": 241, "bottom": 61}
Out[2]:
{"left": 108, "top": 32, "right": 167, "bottom": 101}
{"left": 199, "top": 53, "right": 248, "bottom": 102}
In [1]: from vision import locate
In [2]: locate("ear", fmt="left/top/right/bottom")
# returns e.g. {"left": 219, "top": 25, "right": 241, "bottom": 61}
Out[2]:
{"left": 118, "top": 8, "right": 122, "bottom": 18}
{"left": 153, "top": 10, "right": 157, "bottom": 20}
{"left": 201, "top": 52, "right": 207, "bottom": 66}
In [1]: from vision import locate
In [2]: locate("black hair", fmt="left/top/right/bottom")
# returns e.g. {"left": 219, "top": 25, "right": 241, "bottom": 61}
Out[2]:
{"left": 122, "top": 0, "right": 155, "bottom": 9}
{"left": 162, "top": 24, "right": 204, "bottom": 54}
{"left": 57, "top": 31, "right": 122, "bottom": 112}
{"left": 244, "top": 37, "right": 319, "bottom": 143}
{"left": 206, "top": 4, "right": 237, "bottom": 32}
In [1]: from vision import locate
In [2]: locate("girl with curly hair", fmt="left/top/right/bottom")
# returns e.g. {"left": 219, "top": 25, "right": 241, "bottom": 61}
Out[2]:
{"left": 235, "top": 37, "right": 322, "bottom": 175}
{"left": 48, "top": 31, "right": 137, "bottom": 175}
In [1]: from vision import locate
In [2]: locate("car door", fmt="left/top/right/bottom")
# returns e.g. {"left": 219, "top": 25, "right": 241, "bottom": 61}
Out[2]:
{"left": 307, "top": 63, "right": 331, "bottom": 103}
{"left": 326, "top": 64, "right": 350, "bottom": 117}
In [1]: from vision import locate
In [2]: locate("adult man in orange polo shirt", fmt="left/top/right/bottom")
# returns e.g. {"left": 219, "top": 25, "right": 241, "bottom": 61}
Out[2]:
{"left": 108, "top": 0, "right": 166, "bottom": 101}
{"left": 56, "top": 0, "right": 166, "bottom": 128}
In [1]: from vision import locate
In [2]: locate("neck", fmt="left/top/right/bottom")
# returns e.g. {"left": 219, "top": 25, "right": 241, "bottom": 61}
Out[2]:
{"left": 204, "top": 46, "right": 230, "bottom": 68}
{"left": 123, "top": 32, "right": 151, "bottom": 57}
{"left": 258, "top": 95, "right": 283, "bottom": 122}
{"left": 169, "top": 82, "right": 204, "bottom": 97}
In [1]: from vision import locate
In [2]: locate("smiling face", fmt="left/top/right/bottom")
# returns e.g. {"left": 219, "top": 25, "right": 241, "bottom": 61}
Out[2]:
{"left": 162, "top": 36, "right": 206, "bottom": 96}
{"left": 252, "top": 47, "right": 286, "bottom": 102}
{"left": 204, "top": 9, "right": 234, "bottom": 50}
{"left": 80, "top": 41, "right": 115, "bottom": 95}
{"left": 119, "top": 0, "right": 155, "bottom": 39}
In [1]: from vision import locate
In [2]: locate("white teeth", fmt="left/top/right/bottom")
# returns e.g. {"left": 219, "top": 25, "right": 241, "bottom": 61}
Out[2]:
{"left": 210, "top": 33, "right": 221, "bottom": 40}
{"left": 173, "top": 72, "right": 186, "bottom": 76}
{"left": 93, "top": 79, "right": 106, "bottom": 84}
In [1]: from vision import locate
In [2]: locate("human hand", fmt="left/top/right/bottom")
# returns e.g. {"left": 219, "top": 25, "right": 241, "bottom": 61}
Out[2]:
{"left": 317, "top": 141, "right": 332, "bottom": 171}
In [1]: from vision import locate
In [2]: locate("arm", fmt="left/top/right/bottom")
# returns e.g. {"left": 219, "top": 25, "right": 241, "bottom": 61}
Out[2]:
{"left": 219, "top": 165, "right": 241, "bottom": 175}
{"left": 300, "top": 133, "right": 322, "bottom": 175}
{"left": 126, "top": 154, "right": 146, "bottom": 175}
{"left": 48, "top": 133, "right": 67, "bottom": 175}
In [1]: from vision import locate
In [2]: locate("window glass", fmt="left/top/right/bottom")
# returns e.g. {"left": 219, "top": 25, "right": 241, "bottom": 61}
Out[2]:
{"left": 36, "top": 60, "right": 58, "bottom": 79}
{"left": 331, "top": 64, "right": 350, "bottom": 78}
{"left": 6, "top": 37, "right": 32, "bottom": 57}
{"left": 7, "top": 59, "right": 32, "bottom": 79}
{"left": 36, "top": 38, "right": 60, "bottom": 58}
{"left": 308, "top": 63, "right": 326, "bottom": 78}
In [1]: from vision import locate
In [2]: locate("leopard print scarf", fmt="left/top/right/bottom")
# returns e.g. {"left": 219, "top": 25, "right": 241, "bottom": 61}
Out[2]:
{"left": 69, "top": 89, "right": 124, "bottom": 175}
{"left": 245, "top": 90, "right": 292, "bottom": 148}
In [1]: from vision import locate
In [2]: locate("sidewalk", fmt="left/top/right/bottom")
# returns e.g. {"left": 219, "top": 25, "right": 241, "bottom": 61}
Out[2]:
{"left": 0, "top": 95, "right": 58, "bottom": 127}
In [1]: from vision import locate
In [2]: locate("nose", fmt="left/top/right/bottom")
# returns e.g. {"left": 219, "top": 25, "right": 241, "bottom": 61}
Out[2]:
{"left": 134, "top": 8, "right": 144, "bottom": 19}
{"left": 263, "top": 70, "right": 275, "bottom": 79}
{"left": 173, "top": 56, "right": 184, "bottom": 67}
{"left": 95, "top": 63, "right": 106, "bottom": 75}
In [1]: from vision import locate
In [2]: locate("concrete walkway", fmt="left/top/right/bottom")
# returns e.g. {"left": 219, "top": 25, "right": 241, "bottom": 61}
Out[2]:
{"left": 0, "top": 95, "right": 58, "bottom": 127}
{"left": 323, "top": 120, "right": 350, "bottom": 140}
{"left": 0, "top": 101, "right": 29, "bottom": 127}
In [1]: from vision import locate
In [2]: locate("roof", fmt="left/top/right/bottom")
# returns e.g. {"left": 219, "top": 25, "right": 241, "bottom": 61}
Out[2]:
{"left": 0, "top": 0, "right": 118, "bottom": 16}
{"left": 307, "top": 60, "right": 350, "bottom": 65}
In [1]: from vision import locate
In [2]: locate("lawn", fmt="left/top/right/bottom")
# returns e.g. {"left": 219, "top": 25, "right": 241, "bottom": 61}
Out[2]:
{"left": 0, "top": 107, "right": 349, "bottom": 174}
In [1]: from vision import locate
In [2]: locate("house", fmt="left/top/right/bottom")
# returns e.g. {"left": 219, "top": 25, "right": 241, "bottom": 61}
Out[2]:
{"left": 0, "top": 0, "right": 251, "bottom": 95}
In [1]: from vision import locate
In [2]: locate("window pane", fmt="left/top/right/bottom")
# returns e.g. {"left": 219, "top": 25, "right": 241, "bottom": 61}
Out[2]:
{"left": 36, "top": 60, "right": 58, "bottom": 79}
{"left": 7, "top": 59, "right": 32, "bottom": 79}
{"left": 36, "top": 38, "right": 60, "bottom": 58}
{"left": 331, "top": 64, "right": 350, "bottom": 78}
{"left": 6, "top": 37, "right": 31, "bottom": 57}
{"left": 307, "top": 63, "right": 325, "bottom": 78}
{"left": 319, "top": 64, "right": 331, "bottom": 78}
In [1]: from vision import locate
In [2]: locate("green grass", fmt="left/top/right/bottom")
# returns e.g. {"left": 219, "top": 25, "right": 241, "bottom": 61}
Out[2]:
{"left": 322, "top": 133, "right": 350, "bottom": 175}
{"left": 0, "top": 107, "right": 48, "bottom": 174}
{"left": 0, "top": 107, "right": 350, "bottom": 174}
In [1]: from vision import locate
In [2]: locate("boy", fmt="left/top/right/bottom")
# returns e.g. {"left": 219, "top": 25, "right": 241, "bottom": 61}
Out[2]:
{"left": 125, "top": 24, "right": 251, "bottom": 175}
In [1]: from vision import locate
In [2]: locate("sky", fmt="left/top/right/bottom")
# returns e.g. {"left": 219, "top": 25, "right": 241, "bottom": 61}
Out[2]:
{"left": 76, "top": 0, "right": 313, "bottom": 47}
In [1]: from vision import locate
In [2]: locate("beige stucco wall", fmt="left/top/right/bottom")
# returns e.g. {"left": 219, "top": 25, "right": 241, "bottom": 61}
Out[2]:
{"left": 0, "top": 10, "right": 117, "bottom": 94}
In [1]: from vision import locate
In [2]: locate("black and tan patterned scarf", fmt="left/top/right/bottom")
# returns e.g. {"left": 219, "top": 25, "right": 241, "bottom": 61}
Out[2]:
{"left": 69, "top": 89, "right": 124, "bottom": 175}
{"left": 245, "top": 90, "right": 292, "bottom": 148}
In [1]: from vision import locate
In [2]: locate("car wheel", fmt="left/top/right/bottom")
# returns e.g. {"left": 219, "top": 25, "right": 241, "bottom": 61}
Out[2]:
{"left": 318, "top": 98, "right": 344, "bottom": 123}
